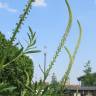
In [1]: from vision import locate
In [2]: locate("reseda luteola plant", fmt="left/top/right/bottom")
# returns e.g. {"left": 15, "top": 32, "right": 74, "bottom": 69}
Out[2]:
{"left": 0, "top": 0, "right": 82, "bottom": 96}
{"left": 38, "top": 0, "right": 82, "bottom": 95}
{"left": 39, "top": 0, "right": 82, "bottom": 83}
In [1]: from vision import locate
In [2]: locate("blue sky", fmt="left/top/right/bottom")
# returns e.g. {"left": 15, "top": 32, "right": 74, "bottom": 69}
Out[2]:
{"left": 0, "top": 0, "right": 96, "bottom": 84}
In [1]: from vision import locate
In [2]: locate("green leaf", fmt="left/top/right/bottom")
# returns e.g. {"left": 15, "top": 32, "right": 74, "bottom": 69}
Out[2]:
{"left": 31, "top": 39, "right": 36, "bottom": 46}
{"left": 29, "top": 26, "right": 33, "bottom": 36}
{"left": 0, "top": 83, "right": 16, "bottom": 93}
{"left": 27, "top": 32, "right": 31, "bottom": 43}
{"left": 25, "top": 50, "right": 41, "bottom": 54}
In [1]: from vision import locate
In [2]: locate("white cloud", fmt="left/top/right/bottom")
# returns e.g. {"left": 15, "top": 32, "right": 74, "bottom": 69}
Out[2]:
{"left": 0, "top": 2, "right": 17, "bottom": 13}
{"left": 33, "top": 0, "right": 47, "bottom": 7}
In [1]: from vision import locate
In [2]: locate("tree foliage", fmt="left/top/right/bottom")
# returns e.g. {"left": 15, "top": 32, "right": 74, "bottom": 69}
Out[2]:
{"left": 82, "top": 61, "right": 96, "bottom": 86}
{"left": 0, "top": 32, "right": 34, "bottom": 96}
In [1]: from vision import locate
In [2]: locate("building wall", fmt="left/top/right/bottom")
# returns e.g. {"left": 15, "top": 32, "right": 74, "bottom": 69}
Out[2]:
{"left": 74, "top": 93, "right": 81, "bottom": 96}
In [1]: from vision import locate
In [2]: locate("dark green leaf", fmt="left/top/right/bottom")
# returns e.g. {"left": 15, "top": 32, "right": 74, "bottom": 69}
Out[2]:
{"left": 25, "top": 50, "right": 41, "bottom": 54}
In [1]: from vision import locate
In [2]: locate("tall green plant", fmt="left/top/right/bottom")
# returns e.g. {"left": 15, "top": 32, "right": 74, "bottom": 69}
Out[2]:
{"left": 45, "top": 0, "right": 73, "bottom": 81}
{"left": 10, "top": 0, "right": 34, "bottom": 43}
{"left": 36, "top": 0, "right": 82, "bottom": 96}
{"left": 61, "top": 20, "right": 82, "bottom": 86}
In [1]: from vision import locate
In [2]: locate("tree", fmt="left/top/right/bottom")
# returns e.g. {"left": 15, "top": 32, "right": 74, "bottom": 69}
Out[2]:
{"left": 49, "top": 73, "right": 59, "bottom": 96}
{"left": 84, "top": 60, "right": 91, "bottom": 75}
{"left": 51, "top": 73, "right": 57, "bottom": 85}
{"left": 82, "top": 60, "right": 96, "bottom": 86}
{"left": 0, "top": 32, "right": 34, "bottom": 96}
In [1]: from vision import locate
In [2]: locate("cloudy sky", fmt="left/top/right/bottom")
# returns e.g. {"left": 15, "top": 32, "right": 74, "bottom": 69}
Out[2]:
{"left": 0, "top": 0, "right": 96, "bottom": 84}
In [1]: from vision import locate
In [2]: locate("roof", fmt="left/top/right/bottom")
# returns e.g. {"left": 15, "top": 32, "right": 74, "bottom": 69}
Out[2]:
{"left": 66, "top": 85, "right": 80, "bottom": 89}
{"left": 66, "top": 86, "right": 96, "bottom": 91}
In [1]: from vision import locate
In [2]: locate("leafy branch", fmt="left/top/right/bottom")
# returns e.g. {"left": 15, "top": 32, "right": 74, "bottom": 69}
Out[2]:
{"left": 10, "top": 0, "right": 34, "bottom": 43}
{"left": 23, "top": 26, "right": 41, "bottom": 54}
{"left": 1, "top": 26, "right": 40, "bottom": 69}
{"left": 0, "top": 83, "right": 16, "bottom": 95}
{"left": 21, "top": 70, "right": 30, "bottom": 96}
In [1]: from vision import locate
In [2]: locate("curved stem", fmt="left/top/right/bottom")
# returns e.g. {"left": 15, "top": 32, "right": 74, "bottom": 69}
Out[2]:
{"left": 73, "top": 20, "right": 82, "bottom": 60}
{"left": 62, "top": 20, "right": 82, "bottom": 87}
{"left": 21, "top": 70, "right": 30, "bottom": 96}
{"left": 61, "top": 47, "right": 73, "bottom": 85}
{"left": 45, "top": 0, "right": 73, "bottom": 81}
{"left": 1, "top": 53, "right": 23, "bottom": 69}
